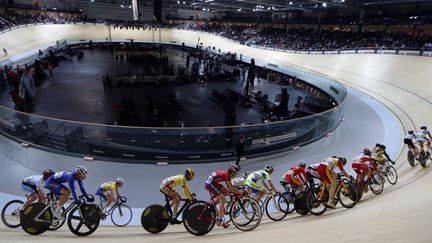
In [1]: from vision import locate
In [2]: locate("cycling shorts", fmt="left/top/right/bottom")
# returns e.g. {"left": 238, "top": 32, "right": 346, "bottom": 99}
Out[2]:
{"left": 318, "top": 164, "right": 335, "bottom": 184}
{"left": 352, "top": 162, "right": 369, "bottom": 174}
{"left": 404, "top": 138, "right": 415, "bottom": 149}
{"left": 205, "top": 183, "right": 223, "bottom": 197}
{"left": 287, "top": 175, "right": 302, "bottom": 188}
{"left": 95, "top": 187, "right": 113, "bottom": 201}
{"left": 44, "top": 182, "right": 66, "bottom": 196}
{"left": 21, "top": 182, "right": 37, "bottom": 194}
{"left": 160, "top": 186, "right": 177, "bottom": 199}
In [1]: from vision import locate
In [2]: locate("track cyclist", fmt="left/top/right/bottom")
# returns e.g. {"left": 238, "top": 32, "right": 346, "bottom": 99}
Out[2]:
{"left": 231, "top": 172, "right": 249, "bottom": 191}
{"left": 352, "top": 149, "right": 380, "bottom": 193}
{"left": 19, "top": 169, "right": 55, "bottom": 213}
{"left": 415, "top": 126, "right": 432, "bottom": 155}
{"left": 245, "top": 165, "right": 277, "bottom": 204}
{"left": 317, "top": 156, "right": 350, "bottom": 209}
{"left": 372, "top": 143, "right": 395, "bottom": 168}
{"left": 160, "top": 168, "right": 195, "bottom": 224}
{"left": 44, "top": 166, "right": 94, "bottom": 220}
{"left": 205, "top": 164, "right": 242, "bottom": 228}
{"left": 281, "top": 161, "right": 308, "bottom": 192}
{"left": 96, "top": 178, "right": 125, "bottom": 216}
{"left": 404, "top": 130, "right": 417, "bottom": 156}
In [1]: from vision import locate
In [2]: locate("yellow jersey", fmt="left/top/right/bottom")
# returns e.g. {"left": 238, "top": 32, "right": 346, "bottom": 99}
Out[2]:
{"left": 160, "top": 175, "right": 193, "bottom": 200}
{"left": 100, "top": 181, "right": 118, "bottom": 192}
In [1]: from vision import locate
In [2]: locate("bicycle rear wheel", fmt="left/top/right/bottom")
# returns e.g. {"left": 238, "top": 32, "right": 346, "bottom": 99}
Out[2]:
{"left": 338, "top": 183, "right": 358, "bottom": 208}
{"left": 20, "top": 202, "right": 52, "bottom": 235}
{"left": 182, "top": 201, "right": 215, "bottom": 236}
{"left": 141, "top": 204, "right": 169, "bottom": 233}
{"left": 230, "top": 197, "right": 261, "bottom": 232}
{"left": 369, "top": 174, "right": 384, "bottom": 195}
{"left": 265, "top": 195, "right": 288, "bottom": 221}
{"left": 385, "top": 166, "right": 398, "bottom": 185}
{"left": 278, "top": 192, "right": 295, "bottom": 214}
{"left": 306, "top": 188, "right": 327, "bottom": 216}
{"left": 1, "top": 200, "right": 23, "bottom": 228}
{"left": 407, "top": 151, "right": 415, "bottom": 166}
{"left": 419, "top": 151, "right": 427, "bottom": 168}
{"left": 111, "top": 204, "right": 133, "bottom": 227}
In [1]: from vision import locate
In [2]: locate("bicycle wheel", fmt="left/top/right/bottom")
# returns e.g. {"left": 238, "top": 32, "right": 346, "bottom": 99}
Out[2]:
{"left": 265, "top": 195, "right": 288, "bottom": 221}
{"left": 141, "top": 204, "right": 169, "bottom": 233}
{"left": 111, "top": 204, "right": 133, "bottom": 227}
{"left": 385, "top": 166, "right": 398, "bottom": 185}
{"left": 338, "top": 183, "right": 358, "bottom": 208}
{"left": 294, "top": 191, "right": 310, "bottom": 215}
{"left": 306, "top": 188, "right": 327, "bottom": 216}
{"left": 419, "top": 151, "right": 427, "bottom": 168}
{"left": 369, "top": 174, "right": 384, "bottom": 195}
{"left": 67, "top": 204, "right": 100, "bottom": 236}
{"left": 230, "top": 197, "right": 261, "bottom": 232}
{"left": 20, "top": 202, "right": 52, "bottom": 235}
{"left": 1, "top": 200, "right": 23, "bottom": 228}
{"left": 353, "top": 181, "right": 364, "bottom": 202}
{"left": 278, "top": 192, "right": 295, "bottom": 214}
{"left": 407, "top": 151, "right": 415, "bottom": 166}
{"left": 48, "top": 207, "right": 66, "bottom": 231}
{"left": 182, "top": 201, "right": 215, "bottom": 236}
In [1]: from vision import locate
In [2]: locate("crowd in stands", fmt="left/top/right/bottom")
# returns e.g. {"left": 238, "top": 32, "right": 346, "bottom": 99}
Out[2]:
{"left": 1, "top": 9, "right": 432, "bottom": 51}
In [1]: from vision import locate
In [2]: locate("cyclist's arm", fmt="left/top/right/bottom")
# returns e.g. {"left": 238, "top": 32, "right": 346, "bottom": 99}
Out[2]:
{"left": 261, "top": 181, "right": 270, "bottom": 193}
{"left": 77, "top": 180, "right": 89, "bottom": 198}
{"left": 181, "top": 184, "right": 193, "bottom": 200}
{"left": 36, "top": 179, "right": 46, "bottom": 199}
{"left": 68, "top": 178, "right": 79, "bottom": 202}
{"left": 338, "top": 164, "right": 350, "bottom": 178}
{"left": 427, "top": 132, "right": 432, "bottom": 141}
{"left": 383, "top": 150, "right": 392, "bottom": 161}
{"left": 268, "top": 180, "right": 277, "bottom": 192}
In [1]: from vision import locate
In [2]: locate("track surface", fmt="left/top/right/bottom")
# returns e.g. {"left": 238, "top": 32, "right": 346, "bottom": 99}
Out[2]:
{"left": 0, "top": 25, "right": 432, "bottom": 242}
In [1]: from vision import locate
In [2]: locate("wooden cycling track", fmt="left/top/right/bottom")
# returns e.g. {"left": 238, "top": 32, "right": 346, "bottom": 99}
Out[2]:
{"left": 0, "top": 24, "right": 431, "bottom": 242}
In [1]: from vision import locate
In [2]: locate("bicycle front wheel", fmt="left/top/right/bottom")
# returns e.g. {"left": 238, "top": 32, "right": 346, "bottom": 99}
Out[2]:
{"left": 385, "top": 166, "right": 398, "bottom": 185}
{"left": 369, "top": 174, "right": 384, "bottom": 195}
{"left": 278, "top": 192, "right": 295, "bottom": 214}
{"left": 230, "top": 197, "right": 262, "bottom": 232}
{"left": 1, "top": 200, "right": 23, "bottom": 228}
{"left": 265, "top": 195, "right": 288, "bottom": 221}
{"left": 111, "top": 204, "right": 133, "bottom": 227}
{"left": 338, "top": 183, "right": 358, "bottom": 208}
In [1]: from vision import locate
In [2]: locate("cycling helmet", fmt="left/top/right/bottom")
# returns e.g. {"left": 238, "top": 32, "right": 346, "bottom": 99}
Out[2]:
{"left": 363, "top": 148, "right": 371, "bottom": 156}
{"left": 76, "top": 166, "right": 88, "bottom": 175}
{"left": 421, "top": 126, "right": 427, "bottom": 130}
{"left": 42, "top": 169, "right": 55, "bottom": 180}
{"left": 264, "top": 165, "right": 274, "bottom": 173}
{"left": 116, "top": 178, "right": 125, "bottom": 185}
{"left": 408, "top": 130, "right": 414, "bottom": 134}
{"left": 299, "top": 161, "right": 306, "bottom": 168}
{"left": 338, "top": 157, "right": 347, "bottom": 166}
{"left": 375, "top": 143, "right": 381, "bottom": 147}
{"left": 185, "top": 168, "right": 195, "bottom": 179}
{"left": 228, "top": 164, "right": 240, "bottom": 174}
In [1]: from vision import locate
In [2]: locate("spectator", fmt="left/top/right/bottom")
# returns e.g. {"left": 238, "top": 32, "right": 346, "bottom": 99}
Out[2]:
{"left": 19, "top": 66, "right": 36, "bottom": 112}
{"left": 235, "top": 135, "right": 245, "bottom": 167}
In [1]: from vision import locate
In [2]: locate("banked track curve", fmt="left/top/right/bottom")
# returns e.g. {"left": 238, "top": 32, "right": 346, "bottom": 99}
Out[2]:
{"left": 0, "top": 24, "right": 432, "bottom": 242}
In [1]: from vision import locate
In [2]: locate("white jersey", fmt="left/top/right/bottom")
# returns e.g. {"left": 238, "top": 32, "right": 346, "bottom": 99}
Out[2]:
{"left": 23, "top": 175, "right": 44, "bottom": 190}
{"left": 405, "top": 133, "right": 415, "bottom": 140}
{"left": 231, "top": 177, "right": 245, "bottom": 188}
{"left": 415, "top": 129, "right": 430, "bottom": 142}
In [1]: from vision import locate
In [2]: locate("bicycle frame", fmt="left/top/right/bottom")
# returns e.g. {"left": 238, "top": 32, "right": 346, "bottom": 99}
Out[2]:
{"left": 197, "top": 193, "right": 243, "bottom": 222}
{"left": 32, "top": 194, "right": 86, "bottom": 224}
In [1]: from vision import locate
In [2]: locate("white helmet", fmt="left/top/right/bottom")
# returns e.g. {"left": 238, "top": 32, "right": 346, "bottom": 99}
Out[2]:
{"left": 76, "top": 166, "right": 88, "bottom": 175}
{"left": 116, "top": 178, "right": 125, "bottom": 185}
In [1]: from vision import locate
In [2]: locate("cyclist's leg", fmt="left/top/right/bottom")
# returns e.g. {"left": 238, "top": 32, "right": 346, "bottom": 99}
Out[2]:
{"left": 20, "top": 183, "right": 38, "bottom": 210}
{"left": 104, "top": 192, "right": 115, "bottom": 212}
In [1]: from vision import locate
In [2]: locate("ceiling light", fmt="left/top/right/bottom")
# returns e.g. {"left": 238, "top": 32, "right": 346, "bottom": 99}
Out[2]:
{"left": 322, "top": 2, "right": 327, "bottom": 7}
{"left": 289, "top": 2, "right": 293, "bottom": 5}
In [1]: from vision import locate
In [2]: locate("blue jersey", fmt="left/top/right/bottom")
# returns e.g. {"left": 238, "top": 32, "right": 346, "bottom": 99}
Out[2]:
{"left": 45, "top": 171, "right": 88, "bottom": 201}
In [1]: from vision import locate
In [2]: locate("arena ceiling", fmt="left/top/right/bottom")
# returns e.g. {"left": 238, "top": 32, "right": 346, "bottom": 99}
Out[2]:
{"left": 82, "top": 0, "right": 432, "bottom": 13}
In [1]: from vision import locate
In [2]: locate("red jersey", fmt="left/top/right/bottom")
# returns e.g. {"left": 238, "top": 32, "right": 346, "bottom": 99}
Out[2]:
{"left": 206, "top": 170, "right": 230, "bottom": 184}
{"left": 285, "top": 166, "right": 307, "bottom": 184}
{"left": 356, "top": 155, "right": 380, "bottom": 173}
